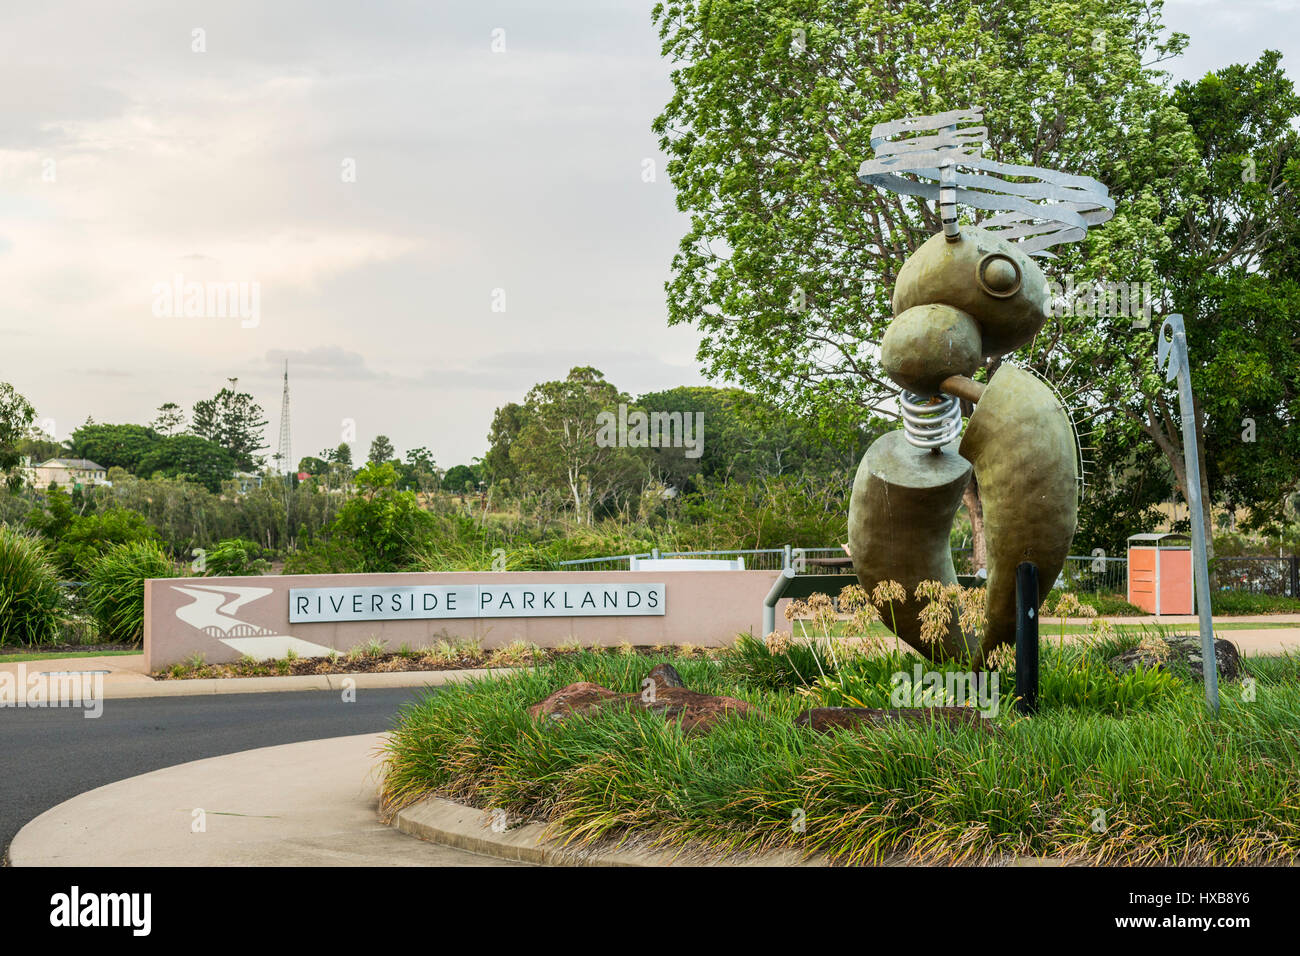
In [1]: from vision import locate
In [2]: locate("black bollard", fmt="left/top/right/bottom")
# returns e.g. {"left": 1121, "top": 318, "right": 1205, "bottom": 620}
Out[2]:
{"left": 1015, "top": 561, "right": 1039, "bottom": 715}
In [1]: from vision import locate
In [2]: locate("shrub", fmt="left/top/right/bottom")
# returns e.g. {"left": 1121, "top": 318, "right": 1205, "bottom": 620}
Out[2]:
{"left": 54, "top": 508, "right": 159, "bottom": 578}
{"left": 720, "top": 632, "right": 847, "bottom": 690}
{"left": 324, "top": 463, "right": 435, "bottom": 571}
{"left": 671, "top": 474, "right": 850, "bottom": 550}
{"left": 86, "top": 541, "right": 179, "bottom": 643}
{"left": 202, "top": 537, "right": 272, "bottom": 576}
{"left": 0, "top": 523, "right": 66, "bottom": 645}
{"left": 282, "top": 537, "right": 365, "bottom": 574}
{"left": 1044, "top": 589, "right": 1143, "bottom": 617}
{"left": 1208, "top": 592, "right": 1300, "bottom": 615}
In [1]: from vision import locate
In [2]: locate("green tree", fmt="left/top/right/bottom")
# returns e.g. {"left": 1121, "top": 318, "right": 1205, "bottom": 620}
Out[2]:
{"left": 18, "top": 431, "right": 63, "bottom": 465}
{"left": 1047, "top": 51, "right": 1300, "bottom": 554}
{"left": 1169, "top": 53, "right": 1300, "bottom": 534}
{"left": 54, "top": 508, "right": 159, "bottom": 579}
{"left": 483, "top": 402, "right": 525, "bottom": 485}
{"left": 508, "top": 367, "right": 644, "bottom": 523}
{"left": 441, "top": 463, "right": 482, "bottom": 495}
{"left": 0, "top": 382, "right": 37, "bottom": 491}
{"left": 367, "top": 435, "right": 396, "bottom": 466}
{"left": 403, "top": 446, "right": 439, "bottom": 493}
{"left": 137, "top": 434, "right": 239, "bottom": 493}
{"left": 636, "top": 385, "right": 869, "bottom": 490}
{"left": 327, "top": 462, "right": 435, "bottom": 571}
{"left": 66, "top": 423, "right": 162, "bottom": 473}
{"left": 651, "top": 0, "right": 1195, "bottom": 563}
{"left": 191, "top": 378, "right": 268, "bottom": 471}
{"left": 26, "top": 487, "right": 160, "bottom": 578}
{"left": 151, "top": 402, "right": 187, "bottom": 437}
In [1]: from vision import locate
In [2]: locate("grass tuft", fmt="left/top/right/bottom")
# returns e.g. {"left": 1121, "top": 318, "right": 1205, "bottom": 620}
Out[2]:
{"left": 381, "top": 647, "right": 1300, "bottom": 865}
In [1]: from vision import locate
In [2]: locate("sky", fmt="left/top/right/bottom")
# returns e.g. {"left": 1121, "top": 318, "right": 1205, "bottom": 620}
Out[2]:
{"left": 1, "top": 0, "right": 1295, "bottom": 470}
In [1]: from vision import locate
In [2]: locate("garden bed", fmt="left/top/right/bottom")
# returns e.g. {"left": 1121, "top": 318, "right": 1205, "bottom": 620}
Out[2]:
{"left": 149, "top": 640, "right": 724, "bottom": 680}
{"left": 378, "top": 637, "right": 1300, "bottom": 866}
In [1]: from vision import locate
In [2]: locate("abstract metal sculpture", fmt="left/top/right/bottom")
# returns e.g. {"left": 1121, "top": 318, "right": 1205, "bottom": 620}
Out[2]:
{"left": 850, "top": 108, "right": 1113, "bottom": 665}
{"left": 1157, "top": 314, "right": 1219, "bottom": 712}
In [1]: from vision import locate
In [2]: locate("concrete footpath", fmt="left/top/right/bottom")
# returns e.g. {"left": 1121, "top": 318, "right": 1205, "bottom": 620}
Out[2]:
{"left": 6, "top": 733, "right": 522, "bottom": 866}
{"left": 0, "top": 654, "right": 513, "bottom": 699}
{"left": 7, "top": 732, "right": 1050, "bottom": 868}
{"left": 822, "top": 613, "right": 1300, "bottom": 657}
{"left": 6, "top": 731, "right": 822, "bottom": 867}
{"left": 1048, "top": 613, "right": 1300, "bottom": 656}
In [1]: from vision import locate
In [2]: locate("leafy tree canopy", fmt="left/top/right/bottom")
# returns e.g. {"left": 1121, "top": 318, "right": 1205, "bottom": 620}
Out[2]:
{"left": 0, "top": 382, "right": 37, "bottom": 492}
{"left": 191, "top": 379, "right": 268, "bottom": 471}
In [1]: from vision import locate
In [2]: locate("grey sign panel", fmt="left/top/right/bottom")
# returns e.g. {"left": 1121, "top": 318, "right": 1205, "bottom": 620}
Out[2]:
{"left": 288, "top": 583, "right": 666, "bottom": 623}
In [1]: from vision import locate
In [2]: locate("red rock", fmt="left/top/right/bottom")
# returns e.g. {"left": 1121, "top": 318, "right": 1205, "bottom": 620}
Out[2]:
{"left": 638, "top": 686, "right": 754, "bottom": 734}
{"left": 528, "top": 668, "right": 753, "bottom": 734}
{"left": 527, "top": 682, "right": 619, "bottom": 720}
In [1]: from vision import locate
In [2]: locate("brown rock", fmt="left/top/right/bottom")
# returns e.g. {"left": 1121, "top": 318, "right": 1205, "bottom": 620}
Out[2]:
{"left": 795, "top": 706, "right": 998, "bottom": 735}
{"left": 645, "top": 662, "right": 686, "bottom": 689}
{"left": 527, "top": 681, "right": 620, "bottom": 720}
{"left": 527, "top": 667, "right": 753, "bottom": 734}
{"left": 639, "top": 685, "right": 754, "bottom": 734}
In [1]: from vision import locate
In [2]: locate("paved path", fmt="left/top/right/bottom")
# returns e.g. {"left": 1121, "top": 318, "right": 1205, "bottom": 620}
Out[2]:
{"left": 0, "top": 653, "right": 511, "bottom": 699}
{"left": 1044, "top": 615, "right": 1300, "bottom": 656}
{"left": 8, "top": 733, "right": 517, "bottom": 866}
{"left": 0, "top": 687, "right": 441, "bottom": 859}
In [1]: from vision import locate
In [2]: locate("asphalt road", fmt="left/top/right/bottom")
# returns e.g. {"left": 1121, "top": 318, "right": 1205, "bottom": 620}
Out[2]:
{"left": 0, "top": 686, "right": 433, "bottom": 860}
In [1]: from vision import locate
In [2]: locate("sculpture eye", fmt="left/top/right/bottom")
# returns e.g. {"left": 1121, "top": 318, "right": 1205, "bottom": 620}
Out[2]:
{"left": 977, "top": 253, "right": 1021, "bottom": 298}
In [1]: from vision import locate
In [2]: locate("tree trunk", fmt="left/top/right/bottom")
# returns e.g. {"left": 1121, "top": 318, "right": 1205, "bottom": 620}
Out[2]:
{"left": 568, "top": 471, "right": 582, "bottom": 522}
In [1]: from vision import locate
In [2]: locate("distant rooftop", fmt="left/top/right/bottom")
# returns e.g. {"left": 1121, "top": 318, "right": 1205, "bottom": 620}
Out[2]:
{"left": 37, "top": 458, "right": 106, "bottom": 471}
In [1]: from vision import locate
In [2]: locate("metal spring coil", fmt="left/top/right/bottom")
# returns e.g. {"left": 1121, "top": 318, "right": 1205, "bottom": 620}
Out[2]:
{"left": 900, "top": 391, "right": 962, "bottom": 448}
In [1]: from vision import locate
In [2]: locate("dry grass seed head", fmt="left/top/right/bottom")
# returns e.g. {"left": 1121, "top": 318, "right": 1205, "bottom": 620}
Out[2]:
{"left": 765, "top": 631, "right": 792, "bottom": 654}
{"left": 872, "top": 580, "right": 907, "bottom": 607}
{"left": 838, "top": 584, "right": 869, "bottom": 612}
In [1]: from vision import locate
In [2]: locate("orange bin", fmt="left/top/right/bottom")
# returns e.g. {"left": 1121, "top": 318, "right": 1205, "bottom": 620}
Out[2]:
{"left": 1126, "top": 533, "right": 1193, "bottom": 615}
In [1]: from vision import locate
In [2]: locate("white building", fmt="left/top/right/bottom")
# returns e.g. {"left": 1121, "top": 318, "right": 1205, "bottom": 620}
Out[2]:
{"left": 30, "top": 458, "right": 109, "bottom": 490}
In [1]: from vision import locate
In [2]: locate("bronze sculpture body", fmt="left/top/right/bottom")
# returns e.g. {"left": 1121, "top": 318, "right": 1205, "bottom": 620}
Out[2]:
{"left": 848, "top": 110, "right": 1113, "bottom": 664}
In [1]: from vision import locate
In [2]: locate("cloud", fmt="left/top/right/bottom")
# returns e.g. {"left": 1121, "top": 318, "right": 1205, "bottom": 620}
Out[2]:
{"left": 427, "top": 348, "right": 703, "bottom": 395}
{"left": 261, "top": 346, "right": 386, "bottom": 381}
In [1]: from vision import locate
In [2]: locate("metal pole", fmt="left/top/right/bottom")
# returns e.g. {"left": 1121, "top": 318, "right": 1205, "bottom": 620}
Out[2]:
{"left": 1159, "top": 315, "right": 1219, "bottom": 714}
{"left": 763, "top": 567, "right": 796, "bottom": 638}
{"left": 1015, "top": 561, "right": 1039, "bottom": 715}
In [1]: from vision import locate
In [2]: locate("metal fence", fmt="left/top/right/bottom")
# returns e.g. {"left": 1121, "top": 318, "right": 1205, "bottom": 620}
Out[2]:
{"left": 1209, "top": 556, "right": 1300, "bottom": 597}
{"left": 556, "top": 548, "right": 1300, "bottom": 597}
{"left": 555, "top": 548, "right": 793, "bottom": 572}
{"left": 557, "top": 547, "right": 1128, "bottom": 587}
{"left": 1058, "top": 555, "right": 1128, "bottom": 594}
